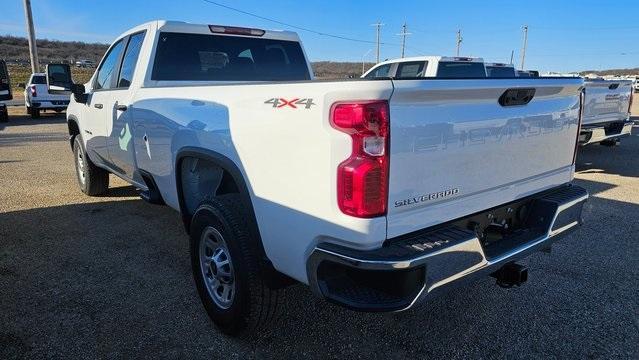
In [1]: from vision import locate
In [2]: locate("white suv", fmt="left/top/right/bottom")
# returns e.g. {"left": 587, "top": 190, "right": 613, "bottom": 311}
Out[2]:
{"left": 24, "top": 73, "right": 70, "bottom": 118}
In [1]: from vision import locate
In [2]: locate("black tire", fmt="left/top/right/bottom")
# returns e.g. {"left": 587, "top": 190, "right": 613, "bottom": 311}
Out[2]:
{"left": 0, "top": 108, "right": 7, "bottom": 123}
{"left": 30, "top": 108, "right": 40, "bottom": 119}
{"left": 190, "top": 195, "right": 281, "bottom": 336}
{"left": 73, "top": 135, "right": 109, "bottom": 195}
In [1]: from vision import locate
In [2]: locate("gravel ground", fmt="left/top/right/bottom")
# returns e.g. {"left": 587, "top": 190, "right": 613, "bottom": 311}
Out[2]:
{"left": 1, "top": 106, "right": 638, "bottom": 359}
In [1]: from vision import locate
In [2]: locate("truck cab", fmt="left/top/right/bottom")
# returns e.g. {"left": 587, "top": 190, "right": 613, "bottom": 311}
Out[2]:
{"left": 362, "top": 56, "right": 486, "bottom": 79}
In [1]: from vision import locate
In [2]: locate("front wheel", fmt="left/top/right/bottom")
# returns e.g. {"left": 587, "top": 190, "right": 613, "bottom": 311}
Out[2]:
{"left": 73, "top": 135, "right": 109, "bottom": 195}
{"left": 190, "top": 195, "right": 281, "bottom": 336}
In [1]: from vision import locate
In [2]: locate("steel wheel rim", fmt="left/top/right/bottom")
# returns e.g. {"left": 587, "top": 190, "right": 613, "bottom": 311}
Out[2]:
{"left": 199, "top": 226, "right": 235, "bottom": 309}
{"left": 76, "top": 146, "right": 86, "bottom": 185}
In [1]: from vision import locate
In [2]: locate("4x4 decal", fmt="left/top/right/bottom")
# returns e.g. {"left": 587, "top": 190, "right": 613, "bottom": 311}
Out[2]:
{"left": 264, "top": 98, "right": 316, "bottom": 109}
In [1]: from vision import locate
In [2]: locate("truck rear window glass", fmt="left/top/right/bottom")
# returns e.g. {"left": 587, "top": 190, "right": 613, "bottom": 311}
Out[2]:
{"left": 395, "top": 61, "right": 426, "bottom": 78}
{"left": 486, "top": 66, "right": 516, "bottom": 78}
{"left": 31, "top": 75, "right": 47, "bottom": 84}
{"left": 152, "top": 32, "right": 311, "bottom": 81}
{"left": 436, "top": 62, "right": 486, "bottom": 78}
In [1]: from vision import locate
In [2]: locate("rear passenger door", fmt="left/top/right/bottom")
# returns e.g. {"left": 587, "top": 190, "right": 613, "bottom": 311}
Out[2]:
{"left": 105, "top": 31, "right": 146, "bottom": 183}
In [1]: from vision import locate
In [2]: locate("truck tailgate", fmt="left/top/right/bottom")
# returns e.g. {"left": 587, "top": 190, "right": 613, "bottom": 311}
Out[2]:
{"left": 387, "top": 78, "right": 583, "bottom": 238}
{"left": 582, "top": 80, "right": 632, "bottom": 126}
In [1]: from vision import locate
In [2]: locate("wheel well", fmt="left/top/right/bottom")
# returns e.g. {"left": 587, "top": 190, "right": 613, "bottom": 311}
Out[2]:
{"left": 67, "top": 119, "right": 80, "bottom": 149}
{"left": 176, "top": 151, "right": 297, "bottom": 289}
{"left": 178, "top": 156, "right": 240, "bottom": 218}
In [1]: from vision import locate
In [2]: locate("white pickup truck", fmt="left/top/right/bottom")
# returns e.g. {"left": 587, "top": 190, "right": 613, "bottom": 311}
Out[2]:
{"left": 0, "top": 59, "right": 11, "bottom": 122}
{"left": 362, "top": 56, "right": 487, "bottom": 78}
{"left": 579, "top": 79, "right": 633, "bottom": 146}
{"left": 46, "top": 20, "right": 588, "bottom": 335}
{"left": 24, "top": 73, "right": 70, "bottom": 118}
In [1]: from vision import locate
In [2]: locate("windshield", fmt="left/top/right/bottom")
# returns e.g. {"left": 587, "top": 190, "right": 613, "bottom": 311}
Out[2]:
{"left": 436, "top": 62, "right": 486, "bottom": 78}
{"left": 486, "top": 66, "right": 516, "bottom": 78}
{"left": 31, "top": 75, "right": 46, "bottom": 84}
{"left": 152, "top": 32, "right": 311, "bottom": 81}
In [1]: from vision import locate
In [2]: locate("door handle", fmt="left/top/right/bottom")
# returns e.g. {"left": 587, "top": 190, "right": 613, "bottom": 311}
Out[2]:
{"left": 94, "top": 103, "right": 103, "bottom": 109}
{"left": 116, "top": 104, "right": 128, "bottom": 112}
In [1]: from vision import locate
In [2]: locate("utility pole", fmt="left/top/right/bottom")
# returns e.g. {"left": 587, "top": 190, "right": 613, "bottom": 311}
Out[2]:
{"left": 371, "top": 21, "right": 384, "bottom": 63}
{"left": 520, "top": 25, "right": 528, "bottom": 70}
{"left": 455, "top": 29, "right": 462, "bottom": 56}
{"left": 23, "top": 0, "right": 40, "bottom": 73}
{"left": 510, "top": 50, "right": 514, "bottom": 64}
{"left": 397, "top": 22, "right": 411, "bottom": 58}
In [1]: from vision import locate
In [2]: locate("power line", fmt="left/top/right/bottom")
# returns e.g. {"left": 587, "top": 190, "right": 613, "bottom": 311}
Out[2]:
{"left": 201, "top": 0, "right": 403, "bottom": 47}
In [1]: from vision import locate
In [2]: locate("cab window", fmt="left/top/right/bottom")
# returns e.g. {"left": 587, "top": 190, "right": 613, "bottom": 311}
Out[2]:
{"left": 365, "top": 64, "right": 391, "bottom": 79}
{"left": 396, "top": 61, "right": 427, "bottom": 78}
{"left": 95, "top": 39, "right": 125, "bottom": 90}
{"left": 117, "top": 32, "right": 146, "bottom": 88}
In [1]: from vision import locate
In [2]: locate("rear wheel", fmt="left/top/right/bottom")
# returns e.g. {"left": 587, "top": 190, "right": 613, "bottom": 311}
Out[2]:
{"left": 30, "top": 108, "right": 40, "bottom": 119}
{"left": 73, "top": 135, "right": 109, "bottom": 195}
{"left": 190, "top": 195, "right": 281, "bottom": 336}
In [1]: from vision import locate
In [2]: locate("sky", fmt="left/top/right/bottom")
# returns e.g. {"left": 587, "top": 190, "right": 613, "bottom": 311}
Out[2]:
{"left": 1, "top": 0, "right": 638, "bottom": 72}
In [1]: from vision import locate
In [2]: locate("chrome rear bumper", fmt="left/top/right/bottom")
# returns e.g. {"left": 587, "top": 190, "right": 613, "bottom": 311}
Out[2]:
{"left": 579, "top": 121, "right": 633, "bottom": 145}
{"left": 307, "top": 184, "right": 588, "bottom": 312}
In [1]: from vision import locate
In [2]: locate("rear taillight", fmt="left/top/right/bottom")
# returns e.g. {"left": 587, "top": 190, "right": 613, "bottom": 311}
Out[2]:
{"left": 331, "top": 100, "right": 389, "bottom": 218}
{"left": 573, "top": 89, "right": 585, "bottom": 165}
{"left": 30, "top": 85, "right": 37, "bottom": 97}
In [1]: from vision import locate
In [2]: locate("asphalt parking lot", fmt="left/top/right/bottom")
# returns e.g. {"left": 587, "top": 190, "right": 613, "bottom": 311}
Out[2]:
{"left": 1, "top": 107, "right": 638, "bottom": 359}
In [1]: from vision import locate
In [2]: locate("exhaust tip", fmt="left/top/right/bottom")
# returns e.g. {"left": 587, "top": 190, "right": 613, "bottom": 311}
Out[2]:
{"left": 491, "top": 262, "right": 528, "bottom": 288}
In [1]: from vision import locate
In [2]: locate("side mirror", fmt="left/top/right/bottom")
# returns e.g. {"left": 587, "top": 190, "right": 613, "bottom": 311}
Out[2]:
{"left": 46, "top": 63, "right": 88, "bottom": 104}
{"left": 71, "top": 83, "right": 88, "bottom": 104}
{"left": 46, "top": 63, "right": 73, "bottom": 93}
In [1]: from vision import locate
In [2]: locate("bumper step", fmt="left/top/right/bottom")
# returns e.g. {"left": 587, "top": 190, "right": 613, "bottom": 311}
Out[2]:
{"left": 307, "top": 184, "right": 588, "bottom": 312}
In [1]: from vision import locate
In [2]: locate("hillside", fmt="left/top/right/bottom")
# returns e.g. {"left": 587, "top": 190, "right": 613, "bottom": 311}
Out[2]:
{"left": 0, "top": 35, "right": 108, "bottom": 65}
{"left": 580, "top": 68, "right": 639, "bottom": 77}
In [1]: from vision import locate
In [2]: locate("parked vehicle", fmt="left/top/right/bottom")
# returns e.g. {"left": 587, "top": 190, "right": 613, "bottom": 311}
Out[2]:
{"left": 362, "top": 56, "right": 487, "bottom": 78}
{"left": 485, "top": 62, "right": 516, "bottom": 78}
{"left": 47, "top": 21, "right": 588, "bottom": 335}
{"left": 75, "top": 59, "right": 95, "bottom": 68}
{"left": 24, "top": 73, "right": 70, "bottom": 118}
{"left": 579, "top": 79, "right": 633, "bottom": 146}
{"left": 0, "top": 59, "right": 11, "bottom": 122}
{"left": 633, "top": 77, "right": 639, "bottom": 92}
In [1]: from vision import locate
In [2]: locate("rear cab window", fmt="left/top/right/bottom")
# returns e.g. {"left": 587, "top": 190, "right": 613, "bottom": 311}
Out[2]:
{"left": 436, "top": 61, "right": 486, "bottom": 78}
{"left": 30, "top": 75, "right": 47, "bottom": 84}
{"left": 152, "top": 32, "right": 311, "bottom": 81}
{"left": 395, "top": 61, "right": 427, "bottom": 78}
{"left": 486, "top": 66, "right": 516, "bottom": 78}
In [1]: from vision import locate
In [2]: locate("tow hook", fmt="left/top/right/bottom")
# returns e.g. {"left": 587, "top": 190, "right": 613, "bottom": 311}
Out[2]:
{"left": 491, "top": 262, "right": 528, "bottom": 288}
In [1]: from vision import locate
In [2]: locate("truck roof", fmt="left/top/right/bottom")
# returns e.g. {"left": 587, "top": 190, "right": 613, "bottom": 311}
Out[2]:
{"left": 113, "top": 20, "right": 302, "bottom": 43}
{"left": 374, "top": 56, "right": 484, "bottom": 67}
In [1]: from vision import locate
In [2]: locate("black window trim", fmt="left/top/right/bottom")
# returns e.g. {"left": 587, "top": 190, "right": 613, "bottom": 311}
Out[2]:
{"left": 114, "top": 30, "right": 147, "bottom": 90}
{"left": 92, "top": 37, "right": 127, "bottom": 92}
